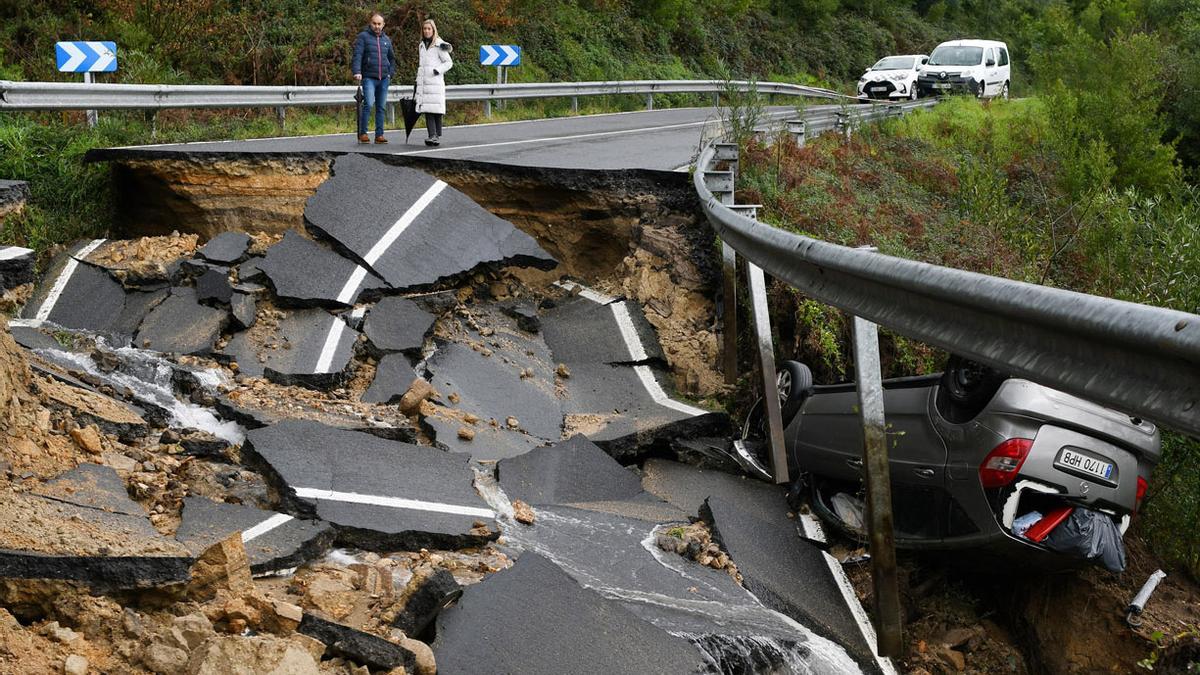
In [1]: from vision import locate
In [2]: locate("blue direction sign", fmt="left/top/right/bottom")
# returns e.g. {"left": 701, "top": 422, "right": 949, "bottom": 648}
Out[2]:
{"left": 480, "top": 45, "right": 521, "bottom": 67}
{"left": 56, "top": 42, "right": 118, "bottom": 73}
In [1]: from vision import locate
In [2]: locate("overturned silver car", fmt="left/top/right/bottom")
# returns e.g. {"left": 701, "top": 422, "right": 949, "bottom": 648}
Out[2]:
{"left": 737, "top": 356, "right": 1160, "bottom": 569}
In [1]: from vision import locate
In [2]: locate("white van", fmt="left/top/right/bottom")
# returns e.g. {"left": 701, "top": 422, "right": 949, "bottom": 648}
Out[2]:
{"left": 916, "top": 39, "right": 1010, "bottom": 99}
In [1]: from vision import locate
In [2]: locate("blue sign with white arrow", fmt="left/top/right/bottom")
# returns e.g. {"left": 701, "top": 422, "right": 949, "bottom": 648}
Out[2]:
{"left": 56, "top": 41, "right": 118, "bottom": 73}
{"left": 479, "top": 45, "right": 521, "bottom": 67}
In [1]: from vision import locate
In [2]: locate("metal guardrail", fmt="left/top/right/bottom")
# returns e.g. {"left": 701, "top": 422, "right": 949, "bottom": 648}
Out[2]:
{"left": 0, "top": 78, "right": 853, "bottom": 111}
{"left": 694, "top": 103, "right": 1200, "bottom": 438}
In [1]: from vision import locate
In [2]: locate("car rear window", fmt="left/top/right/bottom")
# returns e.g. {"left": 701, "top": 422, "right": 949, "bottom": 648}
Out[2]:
{"left": 872, "top": 56, "right": 915, "bottom": 70}
{"left": 929, "top": 46, "right": 984, "bottom": 66}
{"left": 999, "top": 48, "right": 1010, "bottom": 66}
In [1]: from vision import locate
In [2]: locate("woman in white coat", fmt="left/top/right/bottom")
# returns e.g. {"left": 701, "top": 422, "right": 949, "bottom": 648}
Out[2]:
{"left": 416, "top": 19, "right": 453, "bottom": 146}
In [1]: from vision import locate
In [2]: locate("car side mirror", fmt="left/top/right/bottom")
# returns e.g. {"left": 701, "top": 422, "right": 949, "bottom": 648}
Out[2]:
{"left": 986, "top": 58, "right": 996, "bottom": 67}
{"left": 921, "top": 58, "right": 928, "bottom": 65}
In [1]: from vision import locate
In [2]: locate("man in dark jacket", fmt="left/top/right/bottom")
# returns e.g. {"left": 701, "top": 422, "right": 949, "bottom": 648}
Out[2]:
{"left": 352, "top": 12, "right": 397, "bottom": 144}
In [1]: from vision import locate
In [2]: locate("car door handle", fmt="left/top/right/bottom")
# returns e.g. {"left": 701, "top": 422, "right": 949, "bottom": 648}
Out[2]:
{"left": 913, "top": 468, "right": 936, "bottom": 479}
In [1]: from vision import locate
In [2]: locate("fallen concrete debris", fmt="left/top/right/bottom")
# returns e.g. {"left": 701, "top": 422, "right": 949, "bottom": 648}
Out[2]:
{"left": 175, "top": 497, "right": 335, "bottom": 575}
{"left": 243, "top": 419, "right": 498, "bottom": 550}
{"left": 433, "top": 552, "right": 708, "bottom": 674}
{"left": 256, "top": 230, "right": 386, "bottom": 307}
{"left": 305, "top": 154, "right": 557, "bottom": 290}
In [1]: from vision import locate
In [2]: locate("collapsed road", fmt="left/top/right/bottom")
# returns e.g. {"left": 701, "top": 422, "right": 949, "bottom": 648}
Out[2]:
{"left": 0, "top": 147, "right": 896, "bottom": 673}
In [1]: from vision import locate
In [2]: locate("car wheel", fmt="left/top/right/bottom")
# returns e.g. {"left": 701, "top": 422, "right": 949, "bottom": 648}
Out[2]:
{"left": 909, "top": 86, "right": 918, "bottom": 100}
{"left": 777, "top": 360, "right": 813, "bottom": 423}
{"left": 1001, "top": 81, "right": 1010, "bottom": 100}
{"left": 938, "top": 355, "right": 1007, "bottom": 423}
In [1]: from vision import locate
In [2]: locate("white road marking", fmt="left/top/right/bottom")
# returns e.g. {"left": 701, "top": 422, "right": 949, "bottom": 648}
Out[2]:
{"left": 553, "top": 280, "right": 615, "bottom": 304}
{"left": 292, "top": 487, "right": 495, "bottom": 519}
{"left": 241, "top": 513, "right": 294, "bottom": 543}
{"left": 799, "top": 513, "right": 897, "bottom": 675}
{"left": 611, "top": 302, "right": 648, "bottom": 362}
{"left": 34, "top": 239, "right": 106, "bottom": 322}
{"left": 0, "top": 246, "right": 33, "bottom": 261}
{"left": 634, "top": 365, "right": 707, "bottom": 417}
{"left": 314, "top": 181, "right": 446, "bottom": 374}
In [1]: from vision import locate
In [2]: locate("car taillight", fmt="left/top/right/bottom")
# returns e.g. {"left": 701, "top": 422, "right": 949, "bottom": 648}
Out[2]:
{"left": 1135, "top": 476, "right": 1149, "bottom": 513}
{"left": 979, "top": 438, "right": 1034, "bottom": 489}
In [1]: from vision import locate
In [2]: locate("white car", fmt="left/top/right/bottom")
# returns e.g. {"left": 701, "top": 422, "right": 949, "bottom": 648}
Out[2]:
{"left": 856, "top": 54, "right": 929, "bottom": 100}
{"left": 917, "top": 39, "right": 1011, "bottom": 99}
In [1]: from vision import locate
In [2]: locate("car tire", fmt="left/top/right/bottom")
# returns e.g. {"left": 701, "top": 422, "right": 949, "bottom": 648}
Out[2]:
{"left": 777, "top": 360, "right": 813, "bottom": 423}
{"left": 1001, "top": 81, "right": 1010, "bottom": 100}
{"left": 938, "top": 355, "right": 1007, "bottom": 423}
{"left": 909, "top": 86, "right": 918, "bottom": 100}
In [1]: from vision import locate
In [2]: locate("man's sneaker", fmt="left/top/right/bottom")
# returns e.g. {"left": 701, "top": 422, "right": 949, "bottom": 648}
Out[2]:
{"left": 358, "top": 134, "right": 370, "bottom": 144}
{"left": 375, "top": 136, "right": 388, "bottom": 144}
{"left": 424, "top": 138, "right": 436, "bottom": 147}
{"left": 429, "top": 137, "right": 441, "bottom": 147}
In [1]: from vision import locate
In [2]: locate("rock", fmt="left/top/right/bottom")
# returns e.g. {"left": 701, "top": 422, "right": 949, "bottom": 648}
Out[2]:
{"left": 271, "top": 600, "right": 304, "bottom": 631}
{"left": 935, "top": 645, "right": 966, "bottom": 672}
{"left": 63, "top": 654, "right": 88, "bottom": 675}
{"left": 187, "top": 635, "right": 321, "bottom": 675}
{"left": 176, "top": 429, "right": 230, "bottom": 458}
{"left": 391, "top": 568, "right": 462, "bottom": 637}
{"left": 512, "top": 500, "right": 536, "bottom": 525}
{"left": 399, "top": 636, "right": 436, "bottom": 675}
{"left": 173, "top": 613, "right": 214, "bottom": 650}
{"left": 556, "top": 363, "right": 570, "bottom": 378}
{"left": 940, "top": 626, "right": 980, "bottom": 650}
{"left": 186, "top": 533, "right": 254, "bottom": 601}
{"left": 49, "top": 623, "right": 81, "bottom": 644}
{"left": 398, "top": 379, "right": 437, "bottom": 416}
{"left": 301, "top": 572, "right": 359, "bottom": 620}
{"left": 69, "top": 425, "right": 104, "bottom": 455}
{"left": 143, "top": 642, "right": 190, "bottom": 675}
{"left": 505, "top": 416, "right": 519, "bottom": 429}
{"left": 456, "top": 427, "right": 475, "bottom": 441}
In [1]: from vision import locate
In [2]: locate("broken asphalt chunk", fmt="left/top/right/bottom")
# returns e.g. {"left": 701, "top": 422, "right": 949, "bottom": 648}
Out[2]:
{"left": 258, "top": 230, "right": 387, "bottom": 308}
{"left": 424, "top": 413, "right": 547, "bottom": 461}
{"left": 362, "top": 296, "right": 435, "bottom": 355}
{"left": 362, "top": 353, "right": 418, "bottom": 405}
{"left": 22, "top": 242, "right": 127, "bottom": 336}
{"left": 136, "top": 286, "right": 229, "bottom": 355}
{"left": 498, "top": 434, "right": 644, "bottom": 506}
{"left": 298, "top": 614, "right": 415, "bottom": 672}
{"left": 433, "top": 552, "right": 707, "bottom": 675}
{"left": 230, "top": 291, "right": 256, "bottom": 329}
{"left": 0, "top": 246, "right": 35, "bottom": 291}
{"left": 242, "top": 420, "right": 497, "bottom": 551}
{"left": 304, "top": 155, "right": 556, "bottom": 290}
{"left": 33, "top": 463, "right": 145, "bottom": 517}
{"left": 220, "top": 307, "right": 357, "bottom": 389}
{"left": 391, "top": 568, "right": 461, "bottom": 638}
{"left": 194, "top": 267, "right": 234, "bottom": 306}
{"left": 175, "top": 497, "right": 334, "bottom": 575}
{"left": 197, "top": 231, "right": 252, "bottom": 265}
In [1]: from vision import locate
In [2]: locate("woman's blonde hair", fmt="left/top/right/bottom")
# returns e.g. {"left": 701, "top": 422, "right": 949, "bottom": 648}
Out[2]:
{"left": 422, "top": 19, "right": 440, "bottom": 42}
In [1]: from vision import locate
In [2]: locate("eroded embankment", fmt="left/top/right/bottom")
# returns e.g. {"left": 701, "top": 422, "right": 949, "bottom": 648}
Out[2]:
{"left": 97, "top": 152, "right": 727, "bottom": 397}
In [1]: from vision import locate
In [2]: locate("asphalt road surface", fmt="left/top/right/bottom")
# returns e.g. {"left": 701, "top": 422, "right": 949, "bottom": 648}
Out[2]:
{"left": 104, "top": 104, "right": 844, "bottom": 171}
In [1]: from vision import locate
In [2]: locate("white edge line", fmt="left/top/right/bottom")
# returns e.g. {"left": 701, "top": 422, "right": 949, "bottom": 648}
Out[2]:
{"left": 292, "top": 487, "right": 495, "bottom": 519}
{"left": 0, "top": 246, "right": 33, "bottom": 261}
{"left": 363, "top": 180, "right": 446, "bottom": 265}
{"left": 799, "top": 513, "right": 897, "bottom": 675}
{"left": 241, "top": 513, "right": 294, "bottom": 543}
{"left": 552, "top": 280, "right": 615, "bottom": 305}
{"left": 611, "top": 302, "right": 649, "bottom": 361}
{"left": 34, "top": 239, "right": 105, "bottom": 322}
{"left": 634, "top": 365, "right": 706, "bottom": 417}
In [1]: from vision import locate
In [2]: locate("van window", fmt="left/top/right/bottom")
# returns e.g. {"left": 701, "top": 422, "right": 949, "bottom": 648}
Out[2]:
{"left": 928, "top": 46, "right": 984, "bottom": 66}
{"left": 985, "top": 48, "right": 995, "bottom": 65}
{"left": 998, "top": 48, "right": 1009, "bottom": 66}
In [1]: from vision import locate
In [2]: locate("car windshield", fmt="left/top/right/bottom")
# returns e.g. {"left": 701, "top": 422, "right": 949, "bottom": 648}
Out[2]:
{"left": 928, "top": 46, "right": 983, "bottom": 66}
{"left": 871, "top": 57, "right": 915, "bottom": 70}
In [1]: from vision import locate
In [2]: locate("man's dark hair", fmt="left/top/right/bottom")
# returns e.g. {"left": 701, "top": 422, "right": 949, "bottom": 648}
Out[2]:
{"left": 369, "top": 11, "right": 384, "bottom": 21}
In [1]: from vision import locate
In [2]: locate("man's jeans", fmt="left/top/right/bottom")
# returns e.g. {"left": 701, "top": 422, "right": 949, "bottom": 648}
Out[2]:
{"left": 358, "top": 77, "right": 389, "bottom": 136}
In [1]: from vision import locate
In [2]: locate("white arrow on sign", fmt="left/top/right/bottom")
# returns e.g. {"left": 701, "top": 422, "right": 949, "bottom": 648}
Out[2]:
{"left": 499, "top": 45, "right": 519, "bottom": 66}
{"left": 481, "top": 45, "right": 499, "bottom": 65}
{"left": 87, "top": 41, "right": 115, "bottom": 71}
{"left": 59, "top": 42, "right": 87, "bottom": 72}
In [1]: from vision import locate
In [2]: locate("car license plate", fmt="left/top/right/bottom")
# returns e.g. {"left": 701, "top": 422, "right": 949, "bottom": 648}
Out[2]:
{"left": 870, "top": 87, "right": 887, "bottom": 92}
{"left": 1055, "top": 448, "right": 1115, "bottom": 482}
{"left": 933, "top": 83, "right": 951, "bottom": 89}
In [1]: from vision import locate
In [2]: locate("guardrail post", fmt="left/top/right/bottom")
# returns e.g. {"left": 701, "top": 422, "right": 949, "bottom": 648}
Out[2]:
{"left": 275, "top": 106, "right": 286, "bottom": 130}
{"left": 888, "top": 104, "right": 903, "bottom": 119}
{"left": 144, "top": 110, "right": 157, "bottom": 139}
{"left": 850, "top": 303, "right": 903, "bottom": 657}
{"left": 835, "top": 111, "right": 851, "bottom": 141}
{"left": 786, "top": 119, "right": 806, "bottom": 148}
{"left": 388, "top": 102, "right": 396, "bottom": 125}
{"left": 645, "top": 93, "right": 654, "bottom": 110}
{"left": 484, "top": 100, "right": 492, "bottom": 118}
{"left": 571, "top": 96, "right": 578, "bottom": 113}
{"left": 747, "top": 262, "right": 789, "bottom": 485}
{"left": 82, "top": 72, "right": 98, "bottom": 128}
{"left": 721, "top": 242, "right": 738, "bottom": 386}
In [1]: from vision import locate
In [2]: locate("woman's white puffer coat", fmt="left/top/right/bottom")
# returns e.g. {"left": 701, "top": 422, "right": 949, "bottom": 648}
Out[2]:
{"left": 415, "top": 39, "right": 453, "bottom": 115}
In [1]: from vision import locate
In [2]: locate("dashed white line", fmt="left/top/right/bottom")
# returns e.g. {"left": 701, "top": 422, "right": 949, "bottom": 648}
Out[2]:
{"left": 241, "top": 513, "right": 294, "bottom": 543}
{"left": 799, "top": 513, "right": 897, "bottom": 675}
{"left": 0, "top": 246, "right": 33, "bottom": 261}
{"left": 292, "top": 487, "right": 495, "bottom": 519}
{"left": 34, "top": 239, "right": 106, "bottom": 322}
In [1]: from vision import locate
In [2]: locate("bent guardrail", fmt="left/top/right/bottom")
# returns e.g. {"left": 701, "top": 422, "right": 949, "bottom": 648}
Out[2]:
{"left": 0, "top": 78, "right": 854, "bottom": 111}
{"left": 694, "top": 106, "right": 1200, "bottom": 438}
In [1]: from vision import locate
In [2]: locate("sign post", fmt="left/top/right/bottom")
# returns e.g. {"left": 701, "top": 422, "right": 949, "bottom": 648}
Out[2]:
{"left": 56, "top": 41, "right": 118, "bottom": 128}
{"left": 479, "top": 45, "right": 521, "bottom": 117}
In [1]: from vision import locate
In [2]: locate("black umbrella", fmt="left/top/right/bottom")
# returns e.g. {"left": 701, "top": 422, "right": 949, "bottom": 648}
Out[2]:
{"left": 400, "top": 83, "right": 421, "bottom": 142}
